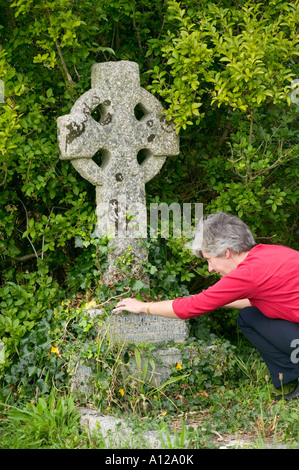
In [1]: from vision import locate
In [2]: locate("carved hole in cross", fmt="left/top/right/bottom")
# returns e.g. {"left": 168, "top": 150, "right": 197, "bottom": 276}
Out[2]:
{"left": 91, "top": 101, "right": 112, "bottom": 126}
{"left": 134, "top": 103, "right": 149, "bottom": 121}
{"left": 92, "top": 149, "right": 110, "bottom": 169}
{"left": 91, "top": 104, "right": 103, "bottom": 122}
{"left": 137, "top": 148, "right": 152, "bottom": 166}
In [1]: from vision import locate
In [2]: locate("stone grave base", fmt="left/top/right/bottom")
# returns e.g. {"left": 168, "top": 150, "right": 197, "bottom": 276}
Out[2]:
{"left": 70, "top": 346, "right": 183, "bottom": 394}
{"left": 127, "top": 346, "right": 182, "bottom": 386}
{"left": 70, "top": 309, "right": 188, "bottom": 393}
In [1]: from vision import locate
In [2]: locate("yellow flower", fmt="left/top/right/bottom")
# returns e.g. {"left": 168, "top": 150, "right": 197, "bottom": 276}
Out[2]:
{"left": 119, "top": 388, "right": 125, "bottom": 397}
{"left": 51, "top": 345, "right": 60, "bottom": 355}
{"left": 61, "top": 301, "right": 64, "bottom": 306}
{"left": 176, "top": 362, "right": 182, "bottom": 370}
{"left": 106, "top": 406, "right": 110, "bottom": 411}
{"left": 162, "top": 411, "right": 167, "bottom": 416}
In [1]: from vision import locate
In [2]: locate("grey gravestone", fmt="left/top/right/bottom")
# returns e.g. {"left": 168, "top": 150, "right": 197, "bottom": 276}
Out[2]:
{"left": 57, "top": 61, "right": 188, "bottom": 387}
{"left": 103, "top": 312, "right": 188, "bottom": 344}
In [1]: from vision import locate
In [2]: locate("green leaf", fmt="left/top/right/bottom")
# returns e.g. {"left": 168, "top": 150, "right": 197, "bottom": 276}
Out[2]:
{"left": 131, "top": 280, "right": 144, "bottom": 292}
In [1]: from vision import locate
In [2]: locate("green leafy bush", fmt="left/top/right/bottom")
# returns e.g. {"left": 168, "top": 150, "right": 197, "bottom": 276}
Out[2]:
{"left": 0, "top": 0, "right": 298, "bottom": 412}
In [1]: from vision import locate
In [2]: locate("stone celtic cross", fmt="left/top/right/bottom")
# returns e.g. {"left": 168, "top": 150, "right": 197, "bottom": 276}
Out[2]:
{"left": 57, "top": 61, "right": 179, "bottom": 282}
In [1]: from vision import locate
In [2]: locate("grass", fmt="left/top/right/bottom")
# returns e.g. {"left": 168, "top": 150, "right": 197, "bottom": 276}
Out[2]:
{"left": 0, "top": 337, "right": 298, "bottom": 449}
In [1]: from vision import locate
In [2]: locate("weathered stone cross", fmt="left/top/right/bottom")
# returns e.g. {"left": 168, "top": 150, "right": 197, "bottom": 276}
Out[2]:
{"left": 57, "top": 61, "right": 179, "bottom": 283}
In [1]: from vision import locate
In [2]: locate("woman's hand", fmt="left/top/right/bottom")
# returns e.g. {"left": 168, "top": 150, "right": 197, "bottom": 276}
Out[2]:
{"left": 113, "top": 298, "right": 177, "bottom": 318}
{"left": 112, "top": 297, "right": 145, "bottom": 314}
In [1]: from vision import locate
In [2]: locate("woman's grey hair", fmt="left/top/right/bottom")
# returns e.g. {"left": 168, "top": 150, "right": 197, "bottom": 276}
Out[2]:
{"left": 192, "top": 212, "right": 256, "bottom": 258}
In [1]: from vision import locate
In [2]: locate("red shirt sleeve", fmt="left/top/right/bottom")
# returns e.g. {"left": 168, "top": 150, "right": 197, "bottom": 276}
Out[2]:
{"left": 172, "top": 263, "right": 255, "bottom": 319}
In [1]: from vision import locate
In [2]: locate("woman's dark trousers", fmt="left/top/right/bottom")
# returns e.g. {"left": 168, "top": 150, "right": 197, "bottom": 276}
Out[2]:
{"left": 237, "top": 307, "right": 299, "bottom": 388}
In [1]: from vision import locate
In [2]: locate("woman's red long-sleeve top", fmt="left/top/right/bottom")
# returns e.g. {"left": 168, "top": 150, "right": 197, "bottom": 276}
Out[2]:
{"left": 172, "top": 244, "right": 299, "bottom": 323}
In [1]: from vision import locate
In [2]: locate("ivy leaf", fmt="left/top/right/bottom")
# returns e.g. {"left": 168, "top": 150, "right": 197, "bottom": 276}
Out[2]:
{"left": 131, "top": 280, "right": 144, "bottom": 292}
